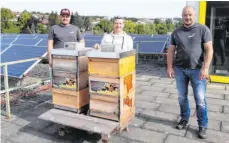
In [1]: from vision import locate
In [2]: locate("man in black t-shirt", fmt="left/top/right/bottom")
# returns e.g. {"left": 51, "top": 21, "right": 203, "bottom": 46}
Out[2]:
{"left": 167, "top": 6, "right": 213, "bottom": 139}
{"left": 47, "top": 8, "right": 85, "bottom": 66}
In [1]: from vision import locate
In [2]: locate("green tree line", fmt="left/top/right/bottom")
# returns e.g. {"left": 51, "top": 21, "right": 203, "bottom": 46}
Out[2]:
{"left": 93, "top": 18, "right": 182, "bottom": 35}
{"left": 1, "top": 7, "right": 182, "bottom": 34}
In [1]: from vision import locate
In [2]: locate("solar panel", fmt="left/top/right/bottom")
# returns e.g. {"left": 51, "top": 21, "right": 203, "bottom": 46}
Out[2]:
{"left": 2, "top": 34, "right": 18, "bottom": 38}
{"left": 137, "top": 41, "right": 166, "bottom": 54}
{"left": 84, "top": 36, "right": 103, "bottom": 41}
{"left": 18, "top": 34, "right": 36, "bottom": 38}
{"left": 133, "top": 42, "right": 138, "bottom": 49}
{"left": 1, "top": 38, "right": 16, "bottom": 44}
{"left": 1, "top": 45, "right": 47, "bottom": 78}
{"left": 36, "top": 39, "right": 48, "bottom": 47}
{"left": 36, "top": 34, "right": 48, "bottom": 39}
{"left": 153, "top": 34, "right": 170, "bottom": 38}
{"left": 151, "top": 37, "right": 169, "bottom": 41}
{"left": 134, "top": 37, "right": 153, "bottom": 42}
{"left": 134, "top": 35, "right": 152, "bottom": 38}
{"left": 1, "top": 44, "right": 10, "bottom": 52}
{"left": 85, "top": 40, "right": 101, "bottom": 48}
{"left": 1, "top": 45, "right": 46, "bottom": 62}
{"left": 13, "top": 39, "right": 42, "bottom": 45}
{"left": 3, "top": 61, "right": 36, "bottom": 78}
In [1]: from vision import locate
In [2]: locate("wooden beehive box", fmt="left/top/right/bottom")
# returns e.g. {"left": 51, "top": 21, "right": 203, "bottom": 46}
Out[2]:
{"left": 87, "top": 50, "right": 136, "bottom": 129}
{"left": 51, "top": 48, "right": 92, "bottom": 113}
{"left": 88, "top": 50, "right": 136, "bottom": 77}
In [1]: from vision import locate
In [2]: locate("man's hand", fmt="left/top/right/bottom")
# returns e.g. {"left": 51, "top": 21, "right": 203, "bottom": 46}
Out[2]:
{"left": 200, "top": 68, "right": 209, "bottom": 80}
{"left": 167, "top": 68, "right": 175, "bottom": 78}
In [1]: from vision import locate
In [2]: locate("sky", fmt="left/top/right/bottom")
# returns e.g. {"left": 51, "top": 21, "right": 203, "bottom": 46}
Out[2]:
{"left": 1, "top": 0, "right": 187, "bottom": 19}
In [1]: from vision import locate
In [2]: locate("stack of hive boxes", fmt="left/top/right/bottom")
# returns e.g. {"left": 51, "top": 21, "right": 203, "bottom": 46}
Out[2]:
{"left": 51, "top": 47, "right": 91, "bottom": 113}
{"left": 87, "top": 50, "right": 136, "bottom": 129}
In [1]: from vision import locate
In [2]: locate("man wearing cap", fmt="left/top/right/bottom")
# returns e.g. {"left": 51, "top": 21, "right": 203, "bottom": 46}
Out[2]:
{"left": 48, "top": 8, "right": 85, "bottom": 66}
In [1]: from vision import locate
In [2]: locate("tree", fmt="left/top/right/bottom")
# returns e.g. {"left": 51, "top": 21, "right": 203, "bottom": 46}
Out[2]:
{"left": 166, "top": 23, "right": 174, "bottom": 32}
{"left": 37, "top": 23, "right": 49, "bottom": 34}
{"left": 1, "top": 8, "right": 15, "bottom": 32}
{"left": 54, "top": 12, "right": 60, "bottom": 25}
{"left": 92, "top": 19, "right": 112, "bottom": 34}
{"left": 83, "top": 17, "right": 92, "bottom": 31}
{"left": 175, "top": 20, "right": 183, "bottom": 28}
{"left": 99, "top": 20, "right": 112, "bottom": 33}
{"left": 147, "top": 24, "right": 157, "bottom": 34}
{"left": 124, "top": 20, "right": 136, "bottom": 34}
{"left": 154, "top": 18, "right": 162, "bottom": 24}
{"left": 165, "top": 18, "right": 173, "bottom": 25}
{"left": 155, "top": 23, "right": 168, "bottom": 34}
{"left": 18, "top": 10, "right": 32, "bottom": 29}
{"left": 48, "top": 11, "right": 59, "bottom": 26}
{"left": 93, "top": 25, "right": 103, "bottom": 35}
{"left": 70, "top": 12, "right": 84, "bottom": 29}
{"left": 135, "top": 24, "right": 145, "bottom": 34}
{"left": 21, "top": 26, "right": 32, "bottom": 34}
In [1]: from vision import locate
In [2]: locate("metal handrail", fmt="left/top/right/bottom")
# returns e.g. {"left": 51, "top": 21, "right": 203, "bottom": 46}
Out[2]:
{"left": 1, "top": 57, "right": 46, "bottom": 119}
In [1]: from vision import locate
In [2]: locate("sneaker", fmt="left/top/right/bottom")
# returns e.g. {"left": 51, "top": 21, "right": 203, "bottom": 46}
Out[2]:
{"left": 198, "top": 127, "right": 207, "bottom": 139}
{"left": 176, "top": 119, "right": 189, "bottom": 130}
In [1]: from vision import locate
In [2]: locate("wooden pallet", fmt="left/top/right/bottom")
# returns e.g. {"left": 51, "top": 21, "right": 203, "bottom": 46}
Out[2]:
{"left": 38, "top": 108, "right": 129, "bottom": 142}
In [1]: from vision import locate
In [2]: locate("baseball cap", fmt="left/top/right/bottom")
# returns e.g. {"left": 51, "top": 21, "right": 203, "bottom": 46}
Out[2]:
{"left": 60, "top": 8, "right": 71, "bottom": 16}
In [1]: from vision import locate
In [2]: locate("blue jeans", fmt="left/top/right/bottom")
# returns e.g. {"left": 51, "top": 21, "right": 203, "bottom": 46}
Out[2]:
{"left": 174, "top": 67, "right": 208, "bottom": 128}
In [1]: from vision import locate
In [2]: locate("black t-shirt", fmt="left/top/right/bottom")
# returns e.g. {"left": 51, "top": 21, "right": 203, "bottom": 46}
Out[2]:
{"left": 48, "top": 24, "right": 83, "bottom": 49}
{"left": 170, "top": 23, "right": 212, "bottom": 69}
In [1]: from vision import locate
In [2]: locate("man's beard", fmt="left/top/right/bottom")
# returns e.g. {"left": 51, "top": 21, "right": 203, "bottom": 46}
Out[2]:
{"left": 184, "top": 21, "right": 194, "bottom": 27}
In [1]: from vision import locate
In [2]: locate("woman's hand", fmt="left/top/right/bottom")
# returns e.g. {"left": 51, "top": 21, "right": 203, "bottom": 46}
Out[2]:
{"left": 93, "top": 44, "right": 100, "bottom": 50}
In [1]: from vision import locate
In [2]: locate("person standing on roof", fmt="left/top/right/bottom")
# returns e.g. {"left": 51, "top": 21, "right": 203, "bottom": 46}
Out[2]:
{"left": 48, "top": 8, "right": 85, "bottom": 66}
{"left": 167, "top": 6, "right": 213, "bottom": 139}
{"left": 94, "top": 16, "right": 133, "bottom": 51}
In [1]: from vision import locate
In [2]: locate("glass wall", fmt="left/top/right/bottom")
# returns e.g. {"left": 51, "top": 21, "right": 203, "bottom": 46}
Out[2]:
{"left": 205, "top": 2, "right": 229, "bottom": 76}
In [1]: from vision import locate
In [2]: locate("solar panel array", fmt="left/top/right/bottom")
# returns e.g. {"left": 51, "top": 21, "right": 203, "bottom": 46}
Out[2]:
{"left": 1, "top": 33, "right": 171, "bottom": 78}
{"left": 133, "top": 34, "right": 170, "bottom": 54}
{"left": 1, "top": 34, "right": 48, "bottom": 78}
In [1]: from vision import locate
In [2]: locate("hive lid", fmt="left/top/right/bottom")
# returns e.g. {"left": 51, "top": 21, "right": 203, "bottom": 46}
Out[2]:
{"left": 87, "top": 49, "right": 136, "bottom": 59}
{"left": 51, "top": 48, "right": 92, "bottom": 56}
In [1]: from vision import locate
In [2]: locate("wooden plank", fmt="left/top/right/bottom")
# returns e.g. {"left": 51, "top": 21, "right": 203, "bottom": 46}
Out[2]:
{"left": 90, "top": 109, "right": 119, "bottom": 121}
{"left": 52, "top": 93, "right": 78, "bottom": 109}
{"left": 119, "top": 55, "right": 136, "bottom": 76}
{"left": 53, "top": 71, "right": 77, "bottom": 78}
{"left": 120, "top": 71, "right": 136, "bottom": 127}
{"left": 88, "top": 58, "right": 119, "bottom": 77}
{"left": 78, "top": 71, "right": 89, "bottom": 90}
{"left": 90, "top": 99, "right": 118, "bottom": 114}
{"left": 78, "top": 56, "right": 88, "bottom": 72}
{"left": 53, "top": 55, "right": 77, "bottom": 60}
{"left": 78, "top": 87, "right": 89, "bottom": 108}
{"left": 38, "top": 108, "right": 119, "bottom": 135}
{"left": 54, "top": 104, "right": 78, "bottom": 112}
{"left": 90, "top": 94, "right": 118, "bottom": 103}
{"left": 52, "top": 88, "right": 77, "bottom": 96}
{"left": 52, "top": 58, "right": 77, "bottom": 71}
{"left": 89, "top": 58, "right": 118, "bottom": 62}
{"left": 89, "top": 76, "right": 119, "bottom": 84}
